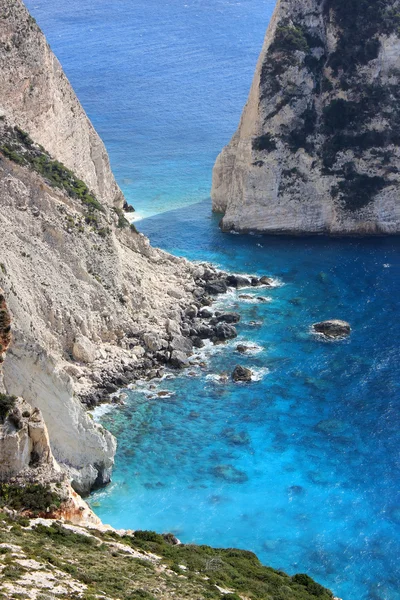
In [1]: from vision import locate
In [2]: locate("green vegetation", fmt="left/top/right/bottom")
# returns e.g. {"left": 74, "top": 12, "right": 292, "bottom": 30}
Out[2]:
{"left": 270, "top": 25, "right": 309, "bottom": 54}
{"left": 0, "top": 393, "right": 16, "bottom": 422}
{"left": 324, "top": 0, "right": 400, "bottom": 75}
{"left": 0, "top": 484, "right": 62, "bottom": 514}
{"left": 113, "top": 206, "right": 130, "bottom": 228}
{"left": 0, "top": 512, "right": 334, "bottom": 600}
{"left": 0, "top": 124, "right": 109, "bottom": 236}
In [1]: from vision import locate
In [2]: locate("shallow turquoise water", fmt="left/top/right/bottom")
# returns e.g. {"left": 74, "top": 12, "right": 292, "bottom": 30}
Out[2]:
{"left": 92, "top": 202, "right": 400, "bottom": 600}
{"left": 23, "top": 2, "right": 400, "bottom": 598}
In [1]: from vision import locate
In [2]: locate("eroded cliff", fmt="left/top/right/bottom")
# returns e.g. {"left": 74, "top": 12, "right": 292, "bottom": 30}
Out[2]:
{"left": 0, "top": 0, "right": 201, "bottom": 493}
{"left": 212, "top": 0, "right": 400, "bottom": 234}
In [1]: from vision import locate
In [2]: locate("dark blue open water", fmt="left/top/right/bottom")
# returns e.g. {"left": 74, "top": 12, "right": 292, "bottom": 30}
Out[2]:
{"left": 25, "top": 2, "right": 400, "bottom": 599}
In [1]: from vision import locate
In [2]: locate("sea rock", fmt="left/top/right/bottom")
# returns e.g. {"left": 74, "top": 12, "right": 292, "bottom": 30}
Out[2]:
{"left": 169, "top": 350, "right": 189, "bottom": 369}
{"left": 211, "top": 0, "right": 400, "bottom": 235}
{"left": 205, "top": 279, "right": 228, "bottom": 295}
{"left": 236, "top": 345, "right": 257, "bottom": 354}
{"left": 259, "top": 276, "right": 274, "bottom": 287}
{"left": 232, "top": 365, "right": 253, "bottom": 382}
{"left": 226, "top": 274, "right": 252, "bottom": 288}
{"left": 312, "top": 320, "right": 351, "bottom": 339}
{"left": 215, "top": 312, "right": 241, "bottom": 324}
{"left": 213, "top": 322, "right": 238, "bottom": 341}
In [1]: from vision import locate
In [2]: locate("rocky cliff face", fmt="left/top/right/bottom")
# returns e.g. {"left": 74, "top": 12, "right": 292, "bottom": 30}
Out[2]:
{"left": 0, "top": 0, "right": 122, "bottom": 208}
{"left": 212, "top": 0, "right": 400, "bottom": 234}
{"left": 0, "top": 0, "right": 200, "bottom": 493}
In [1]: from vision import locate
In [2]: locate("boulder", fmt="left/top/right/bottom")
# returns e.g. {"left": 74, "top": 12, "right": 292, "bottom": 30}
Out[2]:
{"left": 170, "top": 335, "right": 193, "bottom": 355}
{"left": 260, "top": 276, "right": 274, "bottom": 286}
{"left": 205, "top": 279, "right": 228, "bottom": 295}
{"left": 232, "top": 365, "right": 253, "bottom": 382}
{"left": 213, "top": 322, "right": 237, "bottom": 341}
{"left": 312, "top": 320, "right": 351, "bottom": 339}
{"left": 226, "top": 274, "right": 251, "bottom": 288}
{"left": 215, "top": 312, "right": 241, "bottom": 324}
{"left": 185, "top": 305, "right": 198, "bottom": 319}
{"left": 72, "top": 335, "right": 96, "bottom": 364}
{"left": 196, "top": 324, "right": 214, "bottom": 339}
{"left": 199, "top": 307, "right": 213, "bottom": 319}
{"left": 143, "top": 332, "right": 168, "bottom": 352}
{"left": 170, "top": 350, "right": 189, "bottom": 369}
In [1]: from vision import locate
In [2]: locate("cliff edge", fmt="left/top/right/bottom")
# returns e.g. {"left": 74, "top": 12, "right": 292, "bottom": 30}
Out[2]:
{"left": 0, "top": 0, "right": 201, "bottom": 494}
{"left": 212, "top": 0, "right": 400, "bottom": 234}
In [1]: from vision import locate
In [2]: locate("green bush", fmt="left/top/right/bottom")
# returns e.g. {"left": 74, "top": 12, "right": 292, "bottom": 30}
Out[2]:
{"left": 0, "top": 393, "right": 16, "bottom": 422}
{"left": 271, "top": 25, "right": 309, "bottom": 53}
{"left": 0, "top": 484, "right": 62, "bottom": 514}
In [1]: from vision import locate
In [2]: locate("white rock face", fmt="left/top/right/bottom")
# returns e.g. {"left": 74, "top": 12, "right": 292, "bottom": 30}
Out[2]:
{"left": 0, "top": 1, "right": 201, "bottom": 492}
{"left": 212, "top": 0, "right": 400, "bottom": 234}
{"left": 72, "top": 336, "right": 97, "bottom": 364}
{"left": 0, "top": 398, "right": 59, "bottom": 480}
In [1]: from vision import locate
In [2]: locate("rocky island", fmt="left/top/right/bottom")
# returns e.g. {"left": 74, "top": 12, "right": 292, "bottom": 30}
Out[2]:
{"left": 212, "top": 0, "right": 400, "bottom": 234}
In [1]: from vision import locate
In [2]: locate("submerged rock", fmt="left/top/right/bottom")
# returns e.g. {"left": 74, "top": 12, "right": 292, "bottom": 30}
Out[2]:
{"left": 212, "top": 464, "right": 248, "bottom": 484}
{"left": 232, "top": 365, "right": 253, "bottom": 382}
{"left": 222, "top": 428, "right": 250, "bottom": 446}
{"left": 312, "top": 320, "right": 351, "bottom": 339}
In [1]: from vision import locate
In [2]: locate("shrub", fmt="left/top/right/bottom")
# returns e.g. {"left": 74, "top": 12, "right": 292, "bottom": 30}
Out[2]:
{"left": 0, "top": 393, "right": 16, "bottom": 422}
{"left": 0, "top": 484, "right": 62, "bottom": 514}
{"left": 271, "top": 25, "right": 309, "bottom": 54}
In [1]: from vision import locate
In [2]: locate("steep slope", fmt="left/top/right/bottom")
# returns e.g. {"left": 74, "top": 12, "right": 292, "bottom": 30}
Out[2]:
{"left": 0, "top": 0, "right": 122, "bottom": 207}
{"left": 0, "top": 512, "right": 334, "bottom": 600}
{"left": 0, "top": 1, "right": 201, "bottom": 494}
{"left": 212, "top": 0, "right": 400, "bottom": 234}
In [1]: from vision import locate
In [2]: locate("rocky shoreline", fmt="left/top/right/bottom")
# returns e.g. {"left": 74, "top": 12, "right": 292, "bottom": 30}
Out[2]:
{"left": 80, "top": 263, "right": 277, "bottom": 409}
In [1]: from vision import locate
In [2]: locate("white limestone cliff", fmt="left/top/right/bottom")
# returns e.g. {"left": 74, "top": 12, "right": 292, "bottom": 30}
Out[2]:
{"left": 0, "top": 0, "right": 200, "bottom": 493}
{"left": 212, "top": 0, "right": 400, "bottom": 234}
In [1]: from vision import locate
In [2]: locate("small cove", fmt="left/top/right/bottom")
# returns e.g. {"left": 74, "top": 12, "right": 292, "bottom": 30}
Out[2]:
{"left": 91, "top": 201, "right": 400, "bottom": 600}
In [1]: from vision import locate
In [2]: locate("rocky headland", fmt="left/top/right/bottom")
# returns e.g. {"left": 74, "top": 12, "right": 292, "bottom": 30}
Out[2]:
{"left": 212, "top": 0, "right": 400, "bottom": 234}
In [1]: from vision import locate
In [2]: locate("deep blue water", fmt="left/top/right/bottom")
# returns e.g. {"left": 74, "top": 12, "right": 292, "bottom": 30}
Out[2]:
{"left": 24, "top": 2, "right": 400, "bottom": 599}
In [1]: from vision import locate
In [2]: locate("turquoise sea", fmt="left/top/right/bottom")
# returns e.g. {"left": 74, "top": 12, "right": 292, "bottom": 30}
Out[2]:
{"left": 25, "top": 2, "right": 400, "bottom": 599}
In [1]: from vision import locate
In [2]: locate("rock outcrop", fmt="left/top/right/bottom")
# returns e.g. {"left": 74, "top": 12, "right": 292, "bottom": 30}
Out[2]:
{"left": 312, "top": 319, "right": 351, "bottom": 338}
{"left": 0, "top": 0, "right": 201, "bottom": 493}
{"left": 212, "top": 0, "right": 400, "bottom": 234}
